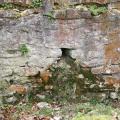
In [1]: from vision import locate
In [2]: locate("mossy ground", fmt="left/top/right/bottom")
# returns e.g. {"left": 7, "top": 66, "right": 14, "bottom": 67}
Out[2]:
{"left": 1, "top": 101, "right": 120, "bottom": 120}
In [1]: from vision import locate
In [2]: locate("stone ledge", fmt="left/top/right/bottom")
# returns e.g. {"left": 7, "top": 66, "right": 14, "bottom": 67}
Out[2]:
{"left": 53, "top": 8, "right": 92, "bottom": 20}
{"left": 1, "top": 0, "right": 119, "bottom": 9}
{"left": 49, "top": 0, "right": 120, "bottom": 6}
{"left": 46, "top": 6, "right": 120, "bottom": 20}
{"left": 69, "top": 0, "right": 120, "bottom": 4}
{"left": 0, "top": 0, "right": 32, "bottom": 5}
{"left": 92, "top": 65, "right": 120, "bottom": 74}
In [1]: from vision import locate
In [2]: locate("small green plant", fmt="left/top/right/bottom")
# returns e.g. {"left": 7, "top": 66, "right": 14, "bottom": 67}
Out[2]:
{"left": 89, "top": 98, "right": 99, "bottom": 105}
{"left": 0, "top": 3, "right": 14, "bottom": 9}
{"left": 31, "top": 0, "right": 43, "bottom": 8}
{"left": 19, "top": 44, "right": 29, "bottom": 56}
{"left": 88, "top": 5, "right": 107, "bottom": 16}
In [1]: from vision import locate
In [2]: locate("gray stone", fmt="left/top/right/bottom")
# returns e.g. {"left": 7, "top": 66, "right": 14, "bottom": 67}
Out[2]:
{"left": 53, "top": 116, "right": 62, "bottom": 120}
{"left": 69, "top": 49, "right": 104, "bottom": 67}
{"left": 36, "top": 94, "right": 46, "bottom": 100}
{"left": 90, "top": 84, "right": 97, "bottom": 89}
{"left": 110, "top": 92, "right": 118, "bottom": 100}
{"left": 77, "top": 74, "right": 84, "bottom": 79}
{"left": 5, "top": 96, "right": 17, "bottom": 104}
{"left": 36, "top": 102, "right": 51, "bottom": 109}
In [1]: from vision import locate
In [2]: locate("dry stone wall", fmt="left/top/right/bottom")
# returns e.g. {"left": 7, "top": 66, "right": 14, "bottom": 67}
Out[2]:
{"left": 0, "top": 10, "right": 62, "bottom": 82}
{"left": 0, "top": 0, "right": 32, "bottom": 5}
{"left": 0, "top": 0, "right": 120, "bottom": 103}
{"left": 44, "top": 0, "right": 120, "bottom": 80}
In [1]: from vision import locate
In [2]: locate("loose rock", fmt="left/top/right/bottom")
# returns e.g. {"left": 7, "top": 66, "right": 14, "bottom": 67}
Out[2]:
{"left": 36, "top": 102, "right": 51, "bottom": 109}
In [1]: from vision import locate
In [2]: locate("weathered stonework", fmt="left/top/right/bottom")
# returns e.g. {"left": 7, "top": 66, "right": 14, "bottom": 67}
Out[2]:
{"left": 0, "top": 0, "right": 120, "bottom": 103}
{"left": 49, "top": 0, "right": 120, "bottom": 5}
{"left": 0, "top": 10, "right": 62, "bottom": 87}
{"left": 0, "top": 0, "right": 32, "bottom": 5}
{"left": 43, "top": 1, "right": 120, "bottom": 82}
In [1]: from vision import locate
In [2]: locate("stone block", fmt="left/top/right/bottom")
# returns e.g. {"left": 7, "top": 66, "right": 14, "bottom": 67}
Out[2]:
{"left": 0, "top": 0, "right": 32, "bottom": 5}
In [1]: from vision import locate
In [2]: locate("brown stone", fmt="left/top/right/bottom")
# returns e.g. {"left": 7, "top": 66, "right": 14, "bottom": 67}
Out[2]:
{"left": 109, "top": 1, "right": 120, "bottom": 10}
{"left": 8, "top": 85, "right": 27, "bottom": 94}
{"left": 92, "top": 65, "right": 120, "bottom": 74}
{"left": 40, "top": 70, "right": 52, "bottom": 83}
{"left": 104, "top": 76, "right": 120, "bottom": 89}
{"left": 54, "top": 10, "right": 66, "bottom": 19}
{"left": 105, "top": 39, "right": 120, "bottom": 65}
{"left": 54, "top": 8, "right": 91, "bottom": 19}
{"left": 66, "top": 8, "right": 80, "bottom": 19}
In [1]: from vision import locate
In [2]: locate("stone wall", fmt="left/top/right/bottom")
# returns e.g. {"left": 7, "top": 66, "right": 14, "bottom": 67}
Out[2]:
{"left": 44, "top": 0, "right": 120, "bottom": 80}
{"left": 0, "top": 0, "right": 120, "bottom": 103}
{"left": 0, "top": 0, "right": 32, "bottom": 5}
{"left": 0, "top": 10, "right": 62, "bottom": 82}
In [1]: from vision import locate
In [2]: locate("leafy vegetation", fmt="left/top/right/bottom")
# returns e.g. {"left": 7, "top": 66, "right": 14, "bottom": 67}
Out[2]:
{"left": 31, "top": 0, "right": 43, "bottom": 8}
{"left": 19, "top": 44, "right": 29, "bottom": 56}
{"left": 0, "top": 3, "right": 14, "bottom": 9}
{"left": 88, "top": 5, "right": 107, "bottom": 16}
{"left": 0, "top": 0, "right": 43, "bottom": 10}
